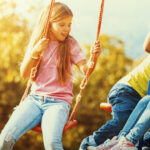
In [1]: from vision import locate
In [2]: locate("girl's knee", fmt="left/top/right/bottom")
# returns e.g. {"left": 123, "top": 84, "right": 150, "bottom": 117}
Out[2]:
{"left": 44, "top": 138, "right": 63, "bottom": 150}
{"left": 1, "top": 140, "right": 14, "bottom": 150}
{"left": 0, "top": 138, "right": 14, "bottom": 150}
{"left": 0, "top": 133, "right": 15, "bottom": 150}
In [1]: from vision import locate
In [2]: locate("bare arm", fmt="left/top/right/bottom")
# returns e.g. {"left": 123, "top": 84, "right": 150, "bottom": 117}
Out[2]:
{"left": 76, "top": 40, "right": 101, "bottom": 75}
{"left": 20, "top": 38, "right": 49, "bottom": 79}
{"left": 143, "top": 33, "right": 150, "bottom": 53}
{"left": 76, "top": 60, "right": 87, "bottom": 75}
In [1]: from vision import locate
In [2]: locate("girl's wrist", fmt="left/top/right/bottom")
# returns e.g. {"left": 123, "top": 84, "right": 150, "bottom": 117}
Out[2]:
{"left": 30, "top": 51, "right": 39, "bottom": 60}
{"left": 30, "top": 55, "right": 39, "bottom": 60}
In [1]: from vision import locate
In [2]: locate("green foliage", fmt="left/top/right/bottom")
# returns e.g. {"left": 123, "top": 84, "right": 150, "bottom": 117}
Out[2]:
{"left": 0, "top": 1, "right": 134, "bottom": 150}
{"left": 0, "top": 1, "right": 44, "bottom": 149}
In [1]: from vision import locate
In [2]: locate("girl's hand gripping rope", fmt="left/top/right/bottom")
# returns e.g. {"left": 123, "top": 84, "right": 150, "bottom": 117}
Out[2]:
{"left": 30, "top": 38, "right": 49, "bottom": 59}
{"left": 90, "top": 40, "right": 101, "bottom": 58}
{"left": 88, "top": 40, "right": 101, "bottom": 69}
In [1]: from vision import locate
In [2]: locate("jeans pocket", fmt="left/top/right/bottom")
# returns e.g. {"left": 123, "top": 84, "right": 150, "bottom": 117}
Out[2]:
{"left": 65, "top": 104, "right": 71, "bottom": 115}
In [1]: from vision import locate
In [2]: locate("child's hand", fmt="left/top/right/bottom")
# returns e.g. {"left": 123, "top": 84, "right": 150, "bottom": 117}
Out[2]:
{"left": 30, "top": 38, "right": 49, "bottom": 58}
{"left": 90, "top": 40, "right": 101, "bottom": 57}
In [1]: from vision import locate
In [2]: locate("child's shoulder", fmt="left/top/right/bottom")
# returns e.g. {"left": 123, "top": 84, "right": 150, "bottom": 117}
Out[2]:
{"left": 68, "top": 36, "right": 79, "bottom": 47}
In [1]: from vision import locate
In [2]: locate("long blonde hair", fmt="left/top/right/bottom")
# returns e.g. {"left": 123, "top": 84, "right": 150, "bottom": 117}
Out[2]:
{"left": 27, "top": 2, "right": 73, "bottom": 84}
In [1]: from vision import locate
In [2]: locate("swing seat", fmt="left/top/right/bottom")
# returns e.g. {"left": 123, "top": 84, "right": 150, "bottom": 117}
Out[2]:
{"left": 32, "top": 120, "right": 77, "bottom": 134}
{"left": 100, "top": 102, "right": 112, "bottom": 112}
{"left": 32, "top": 123, "right": 42, "bottom": 133}
{"left": 63, "top": 120, "right": 77, "bottom": 134}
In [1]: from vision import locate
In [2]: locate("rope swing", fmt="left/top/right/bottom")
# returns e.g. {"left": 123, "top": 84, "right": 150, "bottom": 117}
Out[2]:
{"left": 20, "top": 0, "right": 105, "bottom": 134}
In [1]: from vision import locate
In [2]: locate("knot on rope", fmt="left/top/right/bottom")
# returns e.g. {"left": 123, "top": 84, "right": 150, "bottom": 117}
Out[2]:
{"left": 80, "top": 79, "right": 88, "bottom": 89}
{"left": 88, "top": 61, "right": 95, "bottom": 68}
{"left": 30, "top": 66, "right": 38, "bottom": 78}
{"left": 76, "top": 94, "right": 81, "bottom": 102}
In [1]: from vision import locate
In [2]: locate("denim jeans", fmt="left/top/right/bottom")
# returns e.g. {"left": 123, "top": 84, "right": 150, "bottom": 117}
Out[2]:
{"left": 0, "top": 94, "right": 70, "bottom": 150}
{"left": 119, "top": 95, "right": 150, "bottom": 145}
{"left": 80, "top": 83, "right": 142, "bottom": 150}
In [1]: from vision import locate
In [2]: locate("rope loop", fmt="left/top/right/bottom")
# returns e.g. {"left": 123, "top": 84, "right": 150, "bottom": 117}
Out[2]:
{"left": 80, "top": 79, "right": 88, "bottom": 89}
{"left": 30, "top": 67, "right": 38, "bottom": 78}
{"left": 76, "top": 94, "right": 81, "bottom": 102}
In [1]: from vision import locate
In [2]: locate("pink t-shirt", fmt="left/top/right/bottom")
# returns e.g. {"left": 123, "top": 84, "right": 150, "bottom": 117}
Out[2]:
{"left": 30, "top": 37, "right": 86, "bottom": 104}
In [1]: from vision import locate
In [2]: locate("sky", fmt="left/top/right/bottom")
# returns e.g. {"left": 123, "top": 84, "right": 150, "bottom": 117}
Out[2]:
{"left": 14, "top": 0, "right": 150, "bottom": 59}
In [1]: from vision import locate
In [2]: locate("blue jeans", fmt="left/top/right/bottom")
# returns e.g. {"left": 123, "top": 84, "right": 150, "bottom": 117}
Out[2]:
{"left": 119, "top": 95, "right": 150, "bottom": 145}
{"left": 80, "top": 83, "right": 142, "bottom": 150}
{"left": 0, "top": 94, "right": 70, "bottom": 150}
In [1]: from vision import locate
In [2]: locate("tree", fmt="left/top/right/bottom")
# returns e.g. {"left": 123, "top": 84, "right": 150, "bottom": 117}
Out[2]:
{"left": 0, "top": 8, "right": 29, "bottom": 119}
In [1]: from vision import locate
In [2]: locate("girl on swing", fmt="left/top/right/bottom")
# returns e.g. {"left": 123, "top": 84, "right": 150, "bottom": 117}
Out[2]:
{"left": 0, "top": 2, "right": 100, "bottom": 150}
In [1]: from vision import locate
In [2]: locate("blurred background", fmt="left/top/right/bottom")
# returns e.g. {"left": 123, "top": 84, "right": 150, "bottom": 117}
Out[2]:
{"left": 0, "top": 0, "right": 149, "bottom": 149}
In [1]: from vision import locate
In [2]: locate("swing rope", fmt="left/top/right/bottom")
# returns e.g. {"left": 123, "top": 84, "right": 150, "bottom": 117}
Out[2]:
{"left": 20, "top": 0, "right": 105, "bottom": 134}
{"left": 63, "top": 0, "right": 105, "bottom": 133}
{"left": 20, "top": 0, "right": 55, "bottom": 103}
